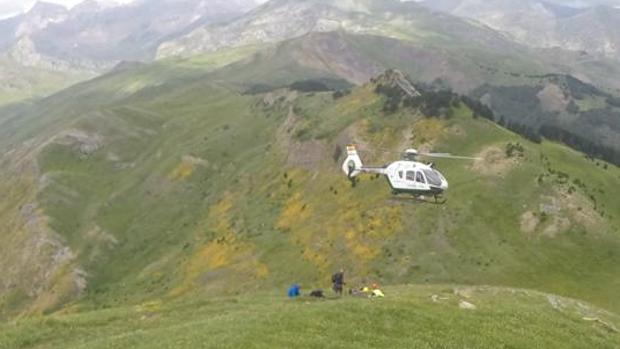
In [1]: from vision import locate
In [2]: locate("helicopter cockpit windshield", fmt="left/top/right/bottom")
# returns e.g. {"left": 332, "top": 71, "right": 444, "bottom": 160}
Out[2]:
{"left": 422, "top": 169, "right": 443, "bottom": 187}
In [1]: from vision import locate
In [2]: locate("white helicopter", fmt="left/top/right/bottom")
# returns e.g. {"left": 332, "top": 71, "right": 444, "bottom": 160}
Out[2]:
{"left": 341, "top": 145, "right": 480, "bottom": 202}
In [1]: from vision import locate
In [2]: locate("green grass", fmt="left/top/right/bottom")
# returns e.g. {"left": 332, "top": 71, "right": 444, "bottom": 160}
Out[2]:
{"left": 2, "top": 6, "right": 620, "bottom": 345}
{"left": 0, "top": 48, "right": 620, "bottom": 348}
{"left": 0, "top": 58, "right": 92, "bottom": 106}
{"left": 1, "top": 285, "right": 618, "bottom": 349}
{"left": 168, "top": 44, "right": 269, "bottom": 71}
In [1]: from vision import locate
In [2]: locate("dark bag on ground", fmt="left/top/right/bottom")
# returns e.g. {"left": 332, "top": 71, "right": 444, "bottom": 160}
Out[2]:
{"left": 310, "top": 289, "right": 325, "bottom": 298}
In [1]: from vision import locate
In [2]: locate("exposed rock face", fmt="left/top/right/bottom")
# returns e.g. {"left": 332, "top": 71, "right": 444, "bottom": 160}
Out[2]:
{"left": 372, "top": 69, "right": 421, "bottom": 97}
{"left": 6, "top": 36, "right": 74, "bottom": 71}
{"left": 157, "top": 0, "right": 357, "bottom": 58}
{"left": 157, "top": 0, "right": 501, "bottom": 59}
{"left": 16, "top": 2, "right": 69, "bottom": 38}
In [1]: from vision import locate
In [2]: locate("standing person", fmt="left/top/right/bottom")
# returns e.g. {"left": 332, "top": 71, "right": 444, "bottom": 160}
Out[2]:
{"left": 331, "top": 269, "right": 345, "bottom": 296}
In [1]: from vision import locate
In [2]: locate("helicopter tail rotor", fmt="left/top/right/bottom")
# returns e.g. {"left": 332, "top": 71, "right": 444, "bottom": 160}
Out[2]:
{"left": 342, "top": 145, "right": 364, "bottom": 178}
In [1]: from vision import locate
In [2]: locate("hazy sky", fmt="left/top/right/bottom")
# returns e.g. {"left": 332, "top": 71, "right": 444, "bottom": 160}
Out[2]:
{"left": 0, "top": 0, "right": 273, "bottom": 18}
{"left": 1, "top": 0, "right": 618, "bottom": 20}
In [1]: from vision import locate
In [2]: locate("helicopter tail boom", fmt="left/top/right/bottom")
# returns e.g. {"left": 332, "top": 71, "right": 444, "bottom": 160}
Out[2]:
{"left": 342, "top": 145, "right": 387, "bottom": 178}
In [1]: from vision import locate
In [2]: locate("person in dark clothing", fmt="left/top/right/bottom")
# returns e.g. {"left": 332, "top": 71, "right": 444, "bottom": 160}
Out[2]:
{"left": 331, "top": 269, "right": 345, "bottom": 296}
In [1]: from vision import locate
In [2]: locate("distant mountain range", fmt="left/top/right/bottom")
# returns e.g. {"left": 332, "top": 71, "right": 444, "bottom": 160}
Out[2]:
{"left": 1, "top": 0, "right": 619, "bottom": 160}
{"left": 0, "top": 0, "right": 260, "bottom": 69}
{"left": 0, "top": 0, "right": 262, "bottom": 103}
{"left": 3, "top": 0, "right": 620, "bottom": 70}
{"left": 156, "top": 0, "right": 527, "bottom": 59}
{"left": 418, "top": 0, "right": 620, "bottom": 61}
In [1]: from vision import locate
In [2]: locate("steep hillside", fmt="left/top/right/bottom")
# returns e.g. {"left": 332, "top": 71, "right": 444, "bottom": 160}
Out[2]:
{"left": 2, "top": 285, "right": 619, "bottom": 348}
{"left": 153, "top": 0, "right": 620, "bottom": 165}
{"left": 205, "top": 31, "right": 544, "bottom": 91}
{"left": 473, "top": 74, "right": 620, "bottom": 164}
{"left": 200, "top": 32, "right": 620, "bottom": 164}
{"left": 1, "top": 57, "right": 620, "bottom": 321}
{"left": 0, "top": 57, "right": 91, "bottom": 105}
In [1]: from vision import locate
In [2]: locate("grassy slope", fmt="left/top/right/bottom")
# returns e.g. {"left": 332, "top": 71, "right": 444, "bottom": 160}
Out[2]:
{"left": 1, "top": 285, "right": 619, "bottom": 349}
{"left": 1, "top": 58, "right": 619, "bottom": 318}
{"left": 0, "top": 58, "right": 92, "bottom": 106}
{"left": 0, "top": 50, "right": 619, "bottom": 349}
{"left": 267, "top": 93, "right": 620, "bottom": 312}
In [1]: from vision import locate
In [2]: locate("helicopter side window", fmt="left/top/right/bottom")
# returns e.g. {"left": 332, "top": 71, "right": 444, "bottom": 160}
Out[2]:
{"left": 415, "top": 171, "right": 426, "bottom": 183}
{"left": 406, "top": 171, "right": 416, "bottom": 181}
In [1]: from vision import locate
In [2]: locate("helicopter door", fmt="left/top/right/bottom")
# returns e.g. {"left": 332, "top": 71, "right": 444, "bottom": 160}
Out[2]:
{"left": 405, "top": 170, "right": 426, "bottom": 191}
{"left": 415, "top": 171, "right": 426, "bottom": 184}
{"left": 405, "top": 171, "right": 418, "bottom": 190}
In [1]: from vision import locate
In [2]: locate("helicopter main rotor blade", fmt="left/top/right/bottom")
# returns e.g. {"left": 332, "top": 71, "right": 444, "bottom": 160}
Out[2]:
{"left": 419, "top": 153, "right": 482, "bottom": 160}
{"left": 355, "top": 147, "right": 402, "bottom": 155}
{"left": 352, "top": 146, "right": 482, "bottom": 160}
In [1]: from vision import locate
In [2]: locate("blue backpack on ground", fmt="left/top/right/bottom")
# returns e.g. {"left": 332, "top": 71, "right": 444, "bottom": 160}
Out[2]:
{"left": 288, "top": 284, "right": 301, "bottom": 298}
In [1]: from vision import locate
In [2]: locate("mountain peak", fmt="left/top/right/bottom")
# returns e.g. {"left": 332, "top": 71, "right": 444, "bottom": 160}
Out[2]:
{"left": 70, "top": 0, "right": 121, "bottom": 15}
{"left": 371, "top": 69, "right": 421, "bottom": 97}
{"left": 27, "top": 1, "right": 69, "bottom": 17}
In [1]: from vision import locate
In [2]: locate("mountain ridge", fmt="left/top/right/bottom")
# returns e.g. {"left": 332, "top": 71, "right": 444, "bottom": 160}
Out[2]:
{"left": 420, "top": 0, "right": 620, "bottom": 61}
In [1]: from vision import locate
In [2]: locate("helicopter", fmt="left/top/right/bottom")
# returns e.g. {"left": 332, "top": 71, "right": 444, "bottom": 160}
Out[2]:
{"left": 341, "top": 145, "right": 480, "bottom": 203}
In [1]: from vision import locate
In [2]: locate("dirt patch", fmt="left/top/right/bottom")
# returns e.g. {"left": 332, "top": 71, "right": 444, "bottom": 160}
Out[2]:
{"left": 471, "top": 145, "right": 520, "bottom": 177}
{"left": 542, "top": 216, "right": 571, "bottom": 238}
{"left": 454, "top": 287, "right": 475, "bottom": 299}
{"left": 182, "top": 155, "right": 208, "bottom": 167}
{"left": 553, "top": 190, "right": 603, "bottom": 233}
{"left": 263, "top": 89, "right": 298, "bottom": 107}
{"left": 53, "top": 129, "right": 104, "bottom": 156}
{"left": 276, "top": 106, "right": 327, "bottom": 170}
{"left": 520, "top": 211, "right": 539, "bottom": 234}
{"left": 537, "top": 83, "right": 569, "bottom": 113}
{"left": 520, "top": 190, "right": 604, "bottom": 237}
{"left": 459, "top": 300, "right": 477, "bottom": 310}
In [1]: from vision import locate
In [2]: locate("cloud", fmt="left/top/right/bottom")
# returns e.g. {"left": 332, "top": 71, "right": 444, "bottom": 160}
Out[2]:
{"left": 0, "top": 0, "right": 24, "bottom": 18}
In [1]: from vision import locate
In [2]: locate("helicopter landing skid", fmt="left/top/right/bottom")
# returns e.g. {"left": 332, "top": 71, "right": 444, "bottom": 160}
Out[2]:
{"left": 389, "top": 193, "right": 447, "bottom": 205}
